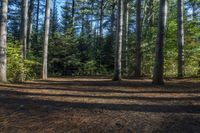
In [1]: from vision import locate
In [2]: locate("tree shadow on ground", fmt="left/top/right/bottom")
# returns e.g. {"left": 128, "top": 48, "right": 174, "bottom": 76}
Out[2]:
{"left": 1, "top": 80, "right": 200, "bottom": 94}
{"left": 0, "top": 79, "right": 199, "bottom": 114}
{"left": 0, "top": 89, "right": 200, "bottom": 101}
{"left": 0, "top": 79, "right": 200, "bottom": 132}
{"left": 26, "top": 79, "right": 200, "bottom": 89}
{"left": 0, "top": 95, "right": 200, "bottom": 114}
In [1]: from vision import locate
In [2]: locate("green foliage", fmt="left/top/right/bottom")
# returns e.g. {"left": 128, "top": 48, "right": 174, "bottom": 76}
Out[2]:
{"left": 6, "top": 0, "right": 200, "bottom": 79}
{"left": 7, "top": 43, "right": 41, "bottom": 82}
{"left": 48, "top": 29, "right": 81, "bottom": 76}
{"left": 79, "top": 60, "right": 97, "bottom": 75}
{"left": 77, "top": 60, "right": 108, "bottom": 76}
{"left": 165, "top": 20, "right": 178, "bottom": 77}
{"left": 184, "top": 20, "right": 200, "bottom": 76}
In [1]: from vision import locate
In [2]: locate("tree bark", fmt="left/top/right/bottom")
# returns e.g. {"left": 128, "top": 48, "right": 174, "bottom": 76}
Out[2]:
{"left": 51, "top": 0, "right": 58, "bottom": 38}
{"left": 0, "top": 1, "right": 2, "bottom": 27}
{"left": 0, "top": 0, "right": 8, "bottom": 82}
{"left": 152, "top": 0, "right": 168, "bottom": 85}
{"left": 122, "top": 0, "right": 129, "bottom": 74}
{"left": 125, "top": 2, "right": 129, "bottom": 74}
{"left": 36, "top": 0, "right": 40, "bottom": 43}
{"left": 113, "top": 0, "right": 124, "bottom": 81}
{"left": 177, "top": 0, "right": 184, "bottom": 78}
{"left": 72, "top": 0, "right": 75, "bottom": 26}
{"left": 198, "top": 63, "right": 200, "bottom": 76}
{"left": 21, "top": 0, "right": 29, "bottom": 59}
{"left": 135, "top": 0, "right": 142, "bottom": 77}
{"left": 42, "top": 0, "right": 51, "bottom": 79}
{"left": 110, "top": 0, "right": 116, "bottom": 45}
{"left": 27, "top": 0, "right": 34, "bottom": 51}
{"left": 99, "top": 0, "right": 104, "bottom": 45}
{"left": 98, "top": 0, "right": 104, "bottom": 66}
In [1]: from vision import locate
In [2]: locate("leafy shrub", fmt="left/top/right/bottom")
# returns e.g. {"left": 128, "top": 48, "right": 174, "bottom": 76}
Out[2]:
{"left": 7, "top": 43, "right": 41, "bottom": 82}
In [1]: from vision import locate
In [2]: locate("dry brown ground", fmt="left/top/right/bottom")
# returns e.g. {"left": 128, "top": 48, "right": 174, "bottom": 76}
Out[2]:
{"left": 0, "top": 78, "right": 200, "bottom": 133}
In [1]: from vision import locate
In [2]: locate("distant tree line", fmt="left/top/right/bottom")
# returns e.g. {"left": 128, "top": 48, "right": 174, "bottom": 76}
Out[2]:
{"left": 0, "top": 0, "right": 200, "bottom": 84}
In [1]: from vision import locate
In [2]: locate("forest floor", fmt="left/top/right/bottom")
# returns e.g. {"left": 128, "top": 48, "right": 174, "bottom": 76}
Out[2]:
{"left": 0, "top": 77, "right": 200, "bottom": 133}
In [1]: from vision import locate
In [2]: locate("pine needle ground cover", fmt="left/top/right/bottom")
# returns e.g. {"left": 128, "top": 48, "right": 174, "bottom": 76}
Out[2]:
{"left": 0, "top": 78, "right": 200, "bottom": 133}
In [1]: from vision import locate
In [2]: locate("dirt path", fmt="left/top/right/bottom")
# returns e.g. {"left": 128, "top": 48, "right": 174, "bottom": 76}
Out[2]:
{"left": 0, "top": 78, "right": 200, "bottom": 133}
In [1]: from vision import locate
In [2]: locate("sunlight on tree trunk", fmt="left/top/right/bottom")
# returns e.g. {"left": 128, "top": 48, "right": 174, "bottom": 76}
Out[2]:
{"left": 113, "top": 0, "right": 124, "bottom": 81}
{"left": 43, "top": 0, "right": 51, "bottom": 80}
{"left": 21, "top": 0, "right": 28, "bottom": 59}
{"left": 27, "top": 0, "right": 34, "bottom": 51}
{"left": 177, "top": 0, "right": 184, "bottom": 78}
{"left": 152, "top": 0, "right": 168, "bottom": 85}
{"left": 0, "top": 0, "right": 8, "bottom": 82}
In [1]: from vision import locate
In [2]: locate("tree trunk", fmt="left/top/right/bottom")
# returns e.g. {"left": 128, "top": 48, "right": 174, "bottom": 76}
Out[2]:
{"left": 21, "top": 0, "right": 29, "bottom": 59}
{"left": 27, "top": 0, "right": 34, "bottom": 51}
{"left": 125, "top": 2, "right": 129, "bottom": 74}
{"left": 152, "top": 0, "right": 168, "bottom": 85}
{"left": 36, "top": 0, "right": 40, "bottom": 43}
{"left": 110, "top": 0, "right": 116, "bottom": 45}
{"left": 0, "top": 0, "right": 8, "bottom": 82}
{"left": 177, "top": 0, "right": 184, "bottom": 78}
{"left": 72, "top": 0, "right": 75, "bottom": 26}
{"left": 135, "top": 0, "right": 142, "bottom": 77}
{"left": 122, "top": 0, "right": 129, "bottom": 75}
{"left": 98, "top": 0, "right": 104, "bottom": 66}
{"left": 51, "top": 0, "right": 58, "bottom": 38}
{"left": 0, "top": 1, "right": 2, "bottom": 27}
{"left": 99, "top": 0, "right": 104, "bottom": 45}
{"left": 113, "top": 0, "right": 124, "bottom": 81}
{"left": 198, "top": 63, "right": 200, "bottom": 76}
{"left": 42, "top": 0, "right": 51, "bottom": 79}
